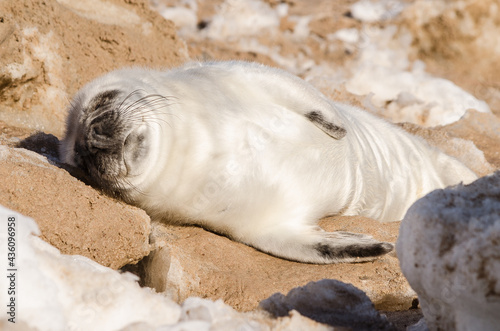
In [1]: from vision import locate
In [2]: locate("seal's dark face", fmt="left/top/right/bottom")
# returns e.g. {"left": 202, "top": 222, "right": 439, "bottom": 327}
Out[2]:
{"left": 75, "top": 90, "right": 126, "bottom": 180}
{"left": 62, "top": 89, "right": 153, "bottom": 198}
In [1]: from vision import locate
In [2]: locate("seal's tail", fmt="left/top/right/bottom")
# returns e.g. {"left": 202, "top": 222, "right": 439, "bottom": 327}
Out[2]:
{"left": 434, "top": 151, "right": 478, "bottom": 186}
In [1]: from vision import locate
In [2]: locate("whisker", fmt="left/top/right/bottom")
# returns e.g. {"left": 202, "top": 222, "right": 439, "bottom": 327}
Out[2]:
{"left": 117, "top": 89, "right": 148, "bottom": 114}
{"left": 117, "top": 93, "right": 178, "bottom": 130}
{"left": 121, "top": 93, "right": 171, "bottom": 116}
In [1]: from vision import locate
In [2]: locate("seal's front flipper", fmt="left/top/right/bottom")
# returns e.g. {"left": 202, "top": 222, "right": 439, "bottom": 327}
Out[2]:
{"left": 305, "top": 110, "right": 347, "bottom": 140}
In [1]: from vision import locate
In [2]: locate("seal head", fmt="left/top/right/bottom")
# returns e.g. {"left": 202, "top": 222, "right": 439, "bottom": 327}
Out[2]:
{"left": 60, "top": 87, "right": 163, "bottom": 199}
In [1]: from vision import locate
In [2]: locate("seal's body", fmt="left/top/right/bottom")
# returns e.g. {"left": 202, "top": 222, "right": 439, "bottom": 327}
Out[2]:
{"left": 60, "top": 61, "right": 477, "bottom": 263}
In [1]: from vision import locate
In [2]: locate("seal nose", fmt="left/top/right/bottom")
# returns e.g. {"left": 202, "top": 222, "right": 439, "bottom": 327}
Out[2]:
{"left": 88, "top": 122, "right": 122, "bottom": 153}
{"left": 79, "top": 126, "right": 124, "bottom": 177}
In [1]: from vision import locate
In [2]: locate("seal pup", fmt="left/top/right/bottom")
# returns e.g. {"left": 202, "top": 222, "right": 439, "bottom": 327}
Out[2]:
{"left": 59, "top": 61, "right": 477, "bottom": 264}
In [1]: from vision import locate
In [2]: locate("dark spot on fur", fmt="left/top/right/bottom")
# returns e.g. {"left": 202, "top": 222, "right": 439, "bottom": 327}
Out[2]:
{"left": 305, "top": 111, "right": 347, "bottom": 139}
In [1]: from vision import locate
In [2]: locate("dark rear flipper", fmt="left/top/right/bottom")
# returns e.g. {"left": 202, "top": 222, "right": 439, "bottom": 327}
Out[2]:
{"left": 243, "top": 230, "right": 394, "bottom": 264}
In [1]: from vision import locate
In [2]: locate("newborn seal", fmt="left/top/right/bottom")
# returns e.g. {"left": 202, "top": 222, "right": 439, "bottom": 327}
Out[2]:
{"left": 60, "top": 61, "right": 477, "bottom": 263}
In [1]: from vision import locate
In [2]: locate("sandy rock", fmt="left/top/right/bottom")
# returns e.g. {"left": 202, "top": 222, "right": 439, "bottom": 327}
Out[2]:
{"left": 0, "top": 0, "right": 188, "bottom": 136}
{"left": 399, "top": 110, "right": 500, "bottom": 177}
{"left": 440, "top": 110, "right": 500, "bottom": 169}
{"left": 401, "top": 109, "right": 500, "bottom": 176}
{"left": 402, "top": 0, "right": 500, "bottom": 59}
{"left": 260, "top": 279, "right": 396, "bottom": 330}
{"left": 397, "top": 172, "right": 500, "bottom": 331}
{"left": 139, "top": 216, "right": 415, "bottom": 312}
{"left": 0, "top": 206, "right": 332, "bottom": 331}
{"left": 398, "top": 114, "right": 496, "bottom": 177}
{"left": 0, "top": 134, "right": 152, "bottom": 269}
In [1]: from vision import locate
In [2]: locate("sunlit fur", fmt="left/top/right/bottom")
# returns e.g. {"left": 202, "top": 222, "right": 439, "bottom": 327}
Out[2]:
{"left": 60, "top": 61, "right": 477, "bottom": 264}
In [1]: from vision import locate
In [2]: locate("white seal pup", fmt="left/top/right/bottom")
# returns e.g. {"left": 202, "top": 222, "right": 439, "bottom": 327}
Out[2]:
{"left": 59, "top": 61, "right": 477, "bottom": 264}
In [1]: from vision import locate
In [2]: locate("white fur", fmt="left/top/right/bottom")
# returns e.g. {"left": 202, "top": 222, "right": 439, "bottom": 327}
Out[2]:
{"left": 60, "top": 61, "right": 477, "bottom": 263}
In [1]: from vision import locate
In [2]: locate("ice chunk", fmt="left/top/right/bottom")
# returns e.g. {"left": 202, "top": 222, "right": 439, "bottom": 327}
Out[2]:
{"left": 397, "top": 172, "right": 500, "bottom": 331}
{"left": 0, "top": 205, "right": 180, "bottom": 331}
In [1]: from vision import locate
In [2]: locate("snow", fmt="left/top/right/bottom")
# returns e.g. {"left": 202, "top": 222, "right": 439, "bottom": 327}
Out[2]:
{"left": 329, "top": 21, "right": 491, "bottom": 127}
{"left": 350, "top": 0, "right": 406, "bottom": 23}
{"left": 151, "top": 0, "right": 198, "bottom": 36}
{"left": 153, "top": 0, "right": 492, "bottom": 127}
{"left": 0, "top": 205, "right": 181, "bottom": 331}
{"left": 334, "top": 28, "right": 360, "bottom": 44}
{"left": 397, "top": 172, "right": 500, "bottom": 331}
{"left": 206, "top": 0, "right": 280, "bottom": 40}
{"left": 154, "top": 0, "right": 282, "bottom": 40}
{"left": 0, "top": 205, "right": 333, "bottom": 330}
{"left": 56, "top": 0, "right": 142, "bottom": 27}
{"left": 151, "top": 0, "right": 492, "bottom": 126}
{"left": 346, "top": 55, "right": 490, "bottom": 126}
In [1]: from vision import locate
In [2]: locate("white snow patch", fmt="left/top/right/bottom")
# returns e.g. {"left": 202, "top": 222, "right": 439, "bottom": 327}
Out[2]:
{"left": 0, "top": 205, "right": 181, "bottom": 331}
{"left": 151, "top": 0, "right": 198, "bottom": 36}
{"left": 347, "top": 55, "right": 490, "bottom": 126}
{"left": 148, "top": 0, "right": 492, "bottom": 127}
{"left": 203, "top": 0, "right": 280, "bottom": 40}
{"left": 5, "top": 62, "right": 31, "bottom": 81}
{"left": 334, "top": 28, "right": 360, "bottom": 44}
{"left": 287, "top": 15, "right": 311, "bottom": 41}
{"left": 56, "top": 0, "right": 142, "bottom": 27}
{"left": 318, "top": 23, "right": 491, "bottom": 126}
{"left": 350, "top": 0, "right": 406, "bottom": 23}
